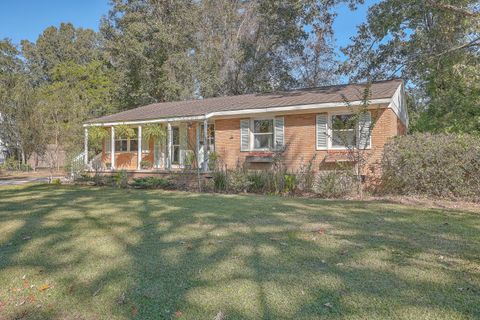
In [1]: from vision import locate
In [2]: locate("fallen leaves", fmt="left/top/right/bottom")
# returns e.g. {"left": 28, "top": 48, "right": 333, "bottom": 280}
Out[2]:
{"left": 131, "top": 305, "right": 138, "bottom": 316}
{"left": 214, "top": 311, "right": 226, "bottom": 320}
{"left": 175, "top": 310, "right": 183, "bottom": 318}
{"left": 38, "top": 284, "right": 50, "bottom": 292}
{"left": 324, "top": 302, "right": 333, "bottom": 309}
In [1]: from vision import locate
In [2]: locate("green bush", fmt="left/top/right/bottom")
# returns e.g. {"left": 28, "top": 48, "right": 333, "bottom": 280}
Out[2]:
{"left": 381, "top": 133, "right": 480, "bottom": 199}
{"left": 51, "top": 178, "right": 62, "bottom": 185}
{"left": 283, "top": 174, "right": 298, "bottom": 195}
{"left": 247, "top": 171, "right": 267, "bottom": 193}
{"left": 1, "top": 157, "right": 31, "bottom": 171}
{"left": 113, "top": 170, "right": 129, "bottom": 189}
{"left": 140, "top": 160, "right": 152, "bottom": 170}
{"left": 130, "top": 177, "right": 174, "bottom": 189}
{"left": 212, "top": 170, "right": 227, "bottom": 192}
{"left": 208, "top": 151, "right": 219, "bottom": 171}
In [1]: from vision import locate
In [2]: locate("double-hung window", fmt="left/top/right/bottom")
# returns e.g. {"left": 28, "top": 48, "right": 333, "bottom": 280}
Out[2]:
{"left": 171, "top": 126, "right": 180, "bottom": 164}
{"left": 115, "top": 137, "right": 128, "bottom": 152}
{"left": 331, "top": 114, "right": 356, "bottom": 148}
{"left": 252, "top": 119, "right": 274, "bottom": 150}
{"left": 115, "top": 128, "right": 138, "bottom": 152}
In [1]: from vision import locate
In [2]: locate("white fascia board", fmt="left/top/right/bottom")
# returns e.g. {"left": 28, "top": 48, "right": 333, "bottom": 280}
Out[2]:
{"left": 84, "top": 97, "right": 392, "bottom": 127}
{"left": 83, "top": 115, "right": 206, "bottom": 127}
{"left": 205, "top": 98, "right": 391, "bottom": 119}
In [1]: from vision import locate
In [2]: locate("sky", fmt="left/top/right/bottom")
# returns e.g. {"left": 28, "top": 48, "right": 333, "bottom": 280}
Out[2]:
{"left": 0, "top": 0, "right": 376, "bottom": 56}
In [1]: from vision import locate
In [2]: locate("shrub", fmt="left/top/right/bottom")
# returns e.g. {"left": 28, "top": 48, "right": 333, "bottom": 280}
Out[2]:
{"left": 381, "top": 133, "right": 480, "bottom": 199}
{"left": 51, "top": 178, "right": 62, "bottom": 185}
{"left": 314, "top": 170, "right": 355, "bottom": 198}
{"left": 1, "top": 157, "right": 31, "bottom": 171}
{"left": 130, "top": 177, "right": 174, "bottom": 189}
{"left": 185, "top": 151, "right": 195, "bottom": 168}
{"left": 296, "top": 156, "right": 316, "bottom": 192}
{"left": 247, "top": 171, "right": 267, "bottom": 193}
{"left": 228, "top": 169, "right": 252, "bottom": 193}
{"left": 113, "top": 170, "right": 129, "bottom": 189}
{"left": 140, "top": 160, "right": 152, "bottom": 170}
{"left": 212, "top": 170, "right": 227, "bottom": 192}
{"left": 283, "top": 173, "right": 297, "bottom": 195}
{"left": 208, "top": 151, "right": 219, "bottom": 171}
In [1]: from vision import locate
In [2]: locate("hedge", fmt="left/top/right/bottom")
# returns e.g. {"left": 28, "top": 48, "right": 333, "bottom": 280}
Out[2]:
{"left": 380, "top": 133, "right": 480, "bottom": 200}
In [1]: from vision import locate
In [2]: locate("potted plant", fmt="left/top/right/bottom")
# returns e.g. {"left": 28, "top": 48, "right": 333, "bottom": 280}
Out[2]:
{"left": 140, "top": 160, "right": 152, "bottom": 170}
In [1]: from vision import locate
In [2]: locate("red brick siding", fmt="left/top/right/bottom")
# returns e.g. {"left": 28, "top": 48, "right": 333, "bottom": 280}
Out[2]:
{"left": 215, "top": 106, "right": 402, "bottom": 173}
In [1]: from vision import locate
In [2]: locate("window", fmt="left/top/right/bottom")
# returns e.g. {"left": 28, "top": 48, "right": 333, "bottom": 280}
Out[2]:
{"left": 252, "top": 119, "right": 273, "bottom": 150}
{"left": 171, "top": 126, "right": 180, "bottom": 164}
{"left": 141, "top": 135, "right": 150, "bottom": 153}
{"left": 331, "top": 114, "right": 356, "bottom": 148}
{"left": 115, "top": 128, "right": 138, "bottom": 152}
{"left": 200, "top": 124, "right": 215, "bottom": 152}
{"left": 115, "top": 137, "right": 128, "bottom": 152}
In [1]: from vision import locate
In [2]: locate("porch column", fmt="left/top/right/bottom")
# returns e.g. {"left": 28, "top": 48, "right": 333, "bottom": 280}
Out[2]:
{"left": 203, "top": 119, "right": 208, "bottom": 172}
{"left": 111, "top": 126, "right": 115, "bottom": 170}
{"left": 167, "top": 122, "right": 172, "bottom": 170}
{"left": 137, "top": 125, "right": 142, "bottom": 170}
{"left": 84, "top": 127, "right": 88, "bottom": 166}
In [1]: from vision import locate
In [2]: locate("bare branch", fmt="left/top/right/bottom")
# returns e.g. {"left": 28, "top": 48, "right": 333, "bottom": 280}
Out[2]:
{"left": 434, "top": 37, "right": 480, "bottom": 57}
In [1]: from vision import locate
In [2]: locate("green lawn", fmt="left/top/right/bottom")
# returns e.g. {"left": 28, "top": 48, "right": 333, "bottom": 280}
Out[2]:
{"left": 0, "top": 185, "right": 479, "bottom": 320}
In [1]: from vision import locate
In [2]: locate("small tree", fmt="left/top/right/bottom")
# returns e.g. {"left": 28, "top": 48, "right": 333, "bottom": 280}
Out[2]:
{"left": 335, "top": 84, "right": 380, "bottom": 198}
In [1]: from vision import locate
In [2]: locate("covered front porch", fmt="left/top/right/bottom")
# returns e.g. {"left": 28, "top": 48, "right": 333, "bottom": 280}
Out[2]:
{"left": 83, "top": 119, "right": 214, "bottom": 172}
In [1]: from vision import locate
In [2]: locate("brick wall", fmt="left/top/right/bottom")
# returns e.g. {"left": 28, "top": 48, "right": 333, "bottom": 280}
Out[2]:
{"left": 215, "top": 106, "right": 403, "bottom": 174}
{"left": 102, "top": 135, "right": 154, "bottom": 170}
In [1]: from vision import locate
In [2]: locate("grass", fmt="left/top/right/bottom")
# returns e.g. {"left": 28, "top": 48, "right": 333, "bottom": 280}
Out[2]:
{"left": 0, "top": 184, "right": 479, "bottom": 320}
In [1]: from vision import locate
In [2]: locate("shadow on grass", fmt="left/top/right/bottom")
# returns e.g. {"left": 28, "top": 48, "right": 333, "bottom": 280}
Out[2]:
{"left": 0, "top": 184, "right": 479, "bottom": 319}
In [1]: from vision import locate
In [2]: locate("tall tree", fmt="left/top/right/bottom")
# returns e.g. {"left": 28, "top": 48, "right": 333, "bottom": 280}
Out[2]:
{"left": 1, "top": 23, "right": 116, "bottom": 166}
{"left": 341, "top": 0, "right": 480, "bottom": 133}
{"left": 102, "top": 0, "right": 355, "bottom": 108}
{"left": 21, "top": 23, "right": 103, "bottom": 83}
{"left": 37, "top": 61, "right": 116, "bottom": 162}
{"left": 101, "top": 0, "right": 197, "bottom": 107}
{"left": 0, "top": 40, "right": 46, "bottom": 164}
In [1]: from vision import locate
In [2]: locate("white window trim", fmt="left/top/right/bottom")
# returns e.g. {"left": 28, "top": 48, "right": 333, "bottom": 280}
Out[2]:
{"left": 114, "top": 136, "right": 138, "bottom": 153}
{"left": 250, "top": 117, "right": 275, "bottom": 151}
{"left": 170, "top": 126, "right": 181, "bottom": 165}
{"left": 316, "top": 111, "right": 372, "bottom": 151}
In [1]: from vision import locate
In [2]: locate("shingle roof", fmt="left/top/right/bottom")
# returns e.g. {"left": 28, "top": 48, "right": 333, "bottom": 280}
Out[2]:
{"left": 86, "top": 79, "right": 402, "bottom": 124}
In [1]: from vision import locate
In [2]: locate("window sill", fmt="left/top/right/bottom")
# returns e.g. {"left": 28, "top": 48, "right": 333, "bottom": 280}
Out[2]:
{"left": 315, "top": 147, "right": 372, "bottom": 151}
{"left": 246, "top": 156, "right": 274, "bottom": 163}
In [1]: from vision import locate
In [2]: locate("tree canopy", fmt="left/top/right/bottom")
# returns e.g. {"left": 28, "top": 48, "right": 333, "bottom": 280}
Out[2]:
{"left": 0, "top": 0, "right": 478, "bottom": 166}
{"left": 341, "top": 0, "right": 479, "bottom": 133}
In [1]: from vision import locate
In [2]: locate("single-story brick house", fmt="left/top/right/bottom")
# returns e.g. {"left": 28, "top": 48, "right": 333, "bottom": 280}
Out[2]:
{"left": 83, "top": 79, "right": 407, "bottom": 174}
